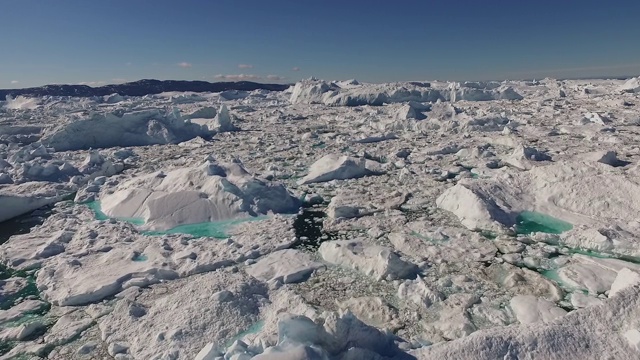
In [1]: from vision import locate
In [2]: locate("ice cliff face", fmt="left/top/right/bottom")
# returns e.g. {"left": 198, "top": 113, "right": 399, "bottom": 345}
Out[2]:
{"left": 289, "top": 78, "right": 523, "bottom": 106}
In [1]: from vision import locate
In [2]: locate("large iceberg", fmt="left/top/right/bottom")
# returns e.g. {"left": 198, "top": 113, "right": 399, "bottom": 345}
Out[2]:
{"left": 620, "top": 77, "right": 640, "bottom": 93}
{"left": 436, "top": 160, "right": 640, "bottom": 257}
{"left": 100, "top": 159, "right": 301, "bottom": 230}
{"left": 43, "top": 108, "right": 211, "bottom": 151}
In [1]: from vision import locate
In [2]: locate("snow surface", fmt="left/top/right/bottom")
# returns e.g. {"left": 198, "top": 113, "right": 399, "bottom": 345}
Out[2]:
{"left": 1, "top": 77, "right": 640, "bottom": 359}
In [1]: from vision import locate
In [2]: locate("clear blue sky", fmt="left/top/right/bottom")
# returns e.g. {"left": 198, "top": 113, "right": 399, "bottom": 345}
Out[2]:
{"left": 1, "top": 0, "right": 639, "bottom": 88}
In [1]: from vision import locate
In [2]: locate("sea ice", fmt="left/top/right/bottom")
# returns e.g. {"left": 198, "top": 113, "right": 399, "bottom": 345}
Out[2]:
{"left": 1, "top": 76, "right": 640, "bottom": 359}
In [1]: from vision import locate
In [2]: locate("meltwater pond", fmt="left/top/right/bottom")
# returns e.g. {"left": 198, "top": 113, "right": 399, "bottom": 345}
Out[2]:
{"left": 85, "top": 201, "right": 145, "bottom": 226}
{"left": 132, "top": 253, "right": 148, "bottom": 262}
{"left": 411, "top": 230, "right": 449, "bottom": 244}
{"left": 84, "top": 201, "right": 269, "bottom": 239}
{"left": 515, "top": 211, "right": 573, "bottom": 235}
{"left": 0, "top": 265, "right": 42, "bottom": 310}
{"left": 225, "top": 320, "right": 265, "bottom": 347}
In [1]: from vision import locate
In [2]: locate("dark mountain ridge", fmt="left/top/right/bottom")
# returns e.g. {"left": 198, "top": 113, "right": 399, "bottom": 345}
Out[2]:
{"left": 0, "top": 79, "right": 290, "bottom": 98}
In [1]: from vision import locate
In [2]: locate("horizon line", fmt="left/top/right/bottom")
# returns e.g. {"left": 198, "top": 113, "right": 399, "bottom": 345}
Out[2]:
{"left": 2, "top": 74, "right": 638, "bottom": 91}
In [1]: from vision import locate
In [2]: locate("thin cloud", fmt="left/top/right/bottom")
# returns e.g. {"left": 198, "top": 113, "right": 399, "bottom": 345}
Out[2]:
{"left": 504, "top": 63, "right": 640, "bottom": 78}
{"left": 111, "top": 78, "right": 127, "bottom": 83}
{"left": 292, "top": 67, "right": 300, "bottom": 71}
{"left": 78, "top": 81, "right": 107, "bottom": 86}
{"left": 238, "top": 64, "right": 253, "bottom": 69}
{"left": 178, "top": 62, "right": 192, "bottom": 68}
{"left": 214, "top": 74, "right": 262, "bottom": 81}
{"left": 541, "top": 63, "right": 640, "bottom": 73}
{"left": 266, "top": 75, "right": 286, "bottom": 81}
{"left": 10, "top": 80, "right": 19, "bottom": 84}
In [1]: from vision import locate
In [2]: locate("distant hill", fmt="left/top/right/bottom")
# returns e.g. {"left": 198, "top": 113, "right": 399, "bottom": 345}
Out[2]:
{"left": 0, "top": 79, "right": 291, "bottom": 98}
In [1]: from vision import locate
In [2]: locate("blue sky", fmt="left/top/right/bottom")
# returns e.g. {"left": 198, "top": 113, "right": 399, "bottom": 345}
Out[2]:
{"left": 1, "top": 0, "right": 639, "bottom": 88}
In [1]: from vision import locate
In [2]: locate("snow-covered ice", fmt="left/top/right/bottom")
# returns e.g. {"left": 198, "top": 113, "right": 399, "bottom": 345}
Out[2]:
{"left": 2, "top": 77, "right": 640, "bottom": 359}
